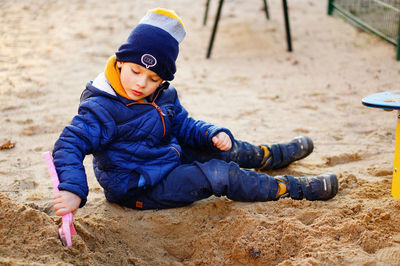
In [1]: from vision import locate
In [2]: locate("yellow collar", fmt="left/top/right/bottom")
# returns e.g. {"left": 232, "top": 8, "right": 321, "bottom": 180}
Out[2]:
{"left": 104, "top": 55, "right": 129, "bottom": 99}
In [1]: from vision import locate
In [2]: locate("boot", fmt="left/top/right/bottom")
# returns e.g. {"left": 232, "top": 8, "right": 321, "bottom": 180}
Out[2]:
{"left": 274, "top": 173, "right": 338, "bottom": 201}
{"left": 258, "top": 136, "right": 314, "bottom": 171}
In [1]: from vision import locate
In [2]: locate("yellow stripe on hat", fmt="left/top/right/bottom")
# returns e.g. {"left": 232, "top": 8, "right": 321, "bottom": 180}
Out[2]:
{"left": 148, "top": 8, "right": 184, "bottom": 28}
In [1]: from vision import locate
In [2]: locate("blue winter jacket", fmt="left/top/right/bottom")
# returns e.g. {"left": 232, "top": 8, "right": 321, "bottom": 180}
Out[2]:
{"left": 53, "top": 73, "right": 234, "bottom": 207}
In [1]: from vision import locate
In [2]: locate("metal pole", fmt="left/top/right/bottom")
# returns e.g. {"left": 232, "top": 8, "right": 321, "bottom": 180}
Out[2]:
{"left": 397, "top": 19, "right": 400, "bottom": 61}
{"left": 282, "top": 0, "right": 292, "bottom": 52}
{"left": 328, "top": 0, "right": 335, "bottom": 15}
{"left": 263, "top": 0, "right": 270, "bottom": 20}
{"left": 203, "top": 0, "right": 211, "bottom": 26}
{"left": 206, "top": 0, "right": 224, "bottom": 58}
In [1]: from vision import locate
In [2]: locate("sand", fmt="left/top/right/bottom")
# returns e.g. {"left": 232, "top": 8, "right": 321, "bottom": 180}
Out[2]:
{"left": 1, "top": 0, "right": 400, "bottom": 265}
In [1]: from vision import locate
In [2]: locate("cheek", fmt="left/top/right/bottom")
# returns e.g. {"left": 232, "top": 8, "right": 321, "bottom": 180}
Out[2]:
{"left": 120, "top": 74, "right": 131, "bottom": 87}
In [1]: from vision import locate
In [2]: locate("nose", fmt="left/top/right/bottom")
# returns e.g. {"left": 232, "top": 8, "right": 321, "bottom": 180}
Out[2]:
{"left": 136, "top": 74, "right": 148, "bottom": 89}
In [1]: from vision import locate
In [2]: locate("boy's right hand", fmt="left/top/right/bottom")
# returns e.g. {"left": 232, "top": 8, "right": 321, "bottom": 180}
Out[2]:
{"left": 53, "top": 190, "right": 81, "bottom": 216}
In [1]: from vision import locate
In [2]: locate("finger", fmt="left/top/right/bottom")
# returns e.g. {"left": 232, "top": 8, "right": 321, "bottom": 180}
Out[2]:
{"left": 53, "top": 202, "right": 65, "bottom": 211}
{"left": 54, "top": 193, "right": 62, "bottom": 200}
{"left": 225, "top": 138, "right": 232, "bottom": 149}
{"left": 221, "top": 145, "right": 229, "bottom": 151}
{"left": 224, "top": 140, "right": 232, "bottom": 150}
{"left": 213, "top": 138, "right": 223, "bottom": 148}
{"left": 53, "top": 195, "right": 63, "bottom": 203}
{"left": 223, "top": 137, "right": 232, "bottom": 149}
{"left": 55, "top": 208, "right": 67, "bottom": 216}
{"left": 217, "top": 143, "right": 227, "bottom": 151}
{"left": 226, "top": 141, "right": 232, "bottom": 150}
{"left": 219, "top": 137, "right": 228, "bottom": 148}
{"left": 215, "top": 134, "right": 222, "bottom": 141}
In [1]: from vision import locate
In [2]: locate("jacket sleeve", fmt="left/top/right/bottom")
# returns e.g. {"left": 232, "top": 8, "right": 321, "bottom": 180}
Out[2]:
{"left": 172, "top": 92, "right": 235, "bottom": 151}
{"left": 52, "top": 99, "right": 116, "bottom": 207}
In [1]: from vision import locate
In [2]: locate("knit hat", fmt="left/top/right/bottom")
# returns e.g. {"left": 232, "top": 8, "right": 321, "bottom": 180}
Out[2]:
{"left": 115, "top": 8, "right": 186, "bottom": 81}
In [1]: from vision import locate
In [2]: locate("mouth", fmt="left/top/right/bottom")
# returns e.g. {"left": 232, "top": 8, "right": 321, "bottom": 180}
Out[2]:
{"left": 130, "top": 89, "right": 143, "bottom": 96}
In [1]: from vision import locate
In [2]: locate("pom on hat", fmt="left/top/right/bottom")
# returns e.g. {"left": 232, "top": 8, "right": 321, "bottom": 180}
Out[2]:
{"left": 115, "top": 8, "right": 186, "bottom": 81}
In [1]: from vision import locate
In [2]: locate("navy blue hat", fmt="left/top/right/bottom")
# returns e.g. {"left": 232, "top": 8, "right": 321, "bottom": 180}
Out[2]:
{"left": 115, "top": 8, "right": 186, "bottom": 81}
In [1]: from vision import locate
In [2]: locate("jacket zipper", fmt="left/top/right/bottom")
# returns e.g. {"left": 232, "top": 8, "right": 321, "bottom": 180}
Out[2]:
{"left": 169, "top": 146, "right": 181, "bottom": 158}
{"left": 126, "top": 83, "right": 170, "bottom": 137}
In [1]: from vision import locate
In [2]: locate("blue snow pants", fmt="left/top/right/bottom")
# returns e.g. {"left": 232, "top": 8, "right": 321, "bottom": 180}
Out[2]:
{"left": 119, "top": 140, "right": 279, "bottom": 210}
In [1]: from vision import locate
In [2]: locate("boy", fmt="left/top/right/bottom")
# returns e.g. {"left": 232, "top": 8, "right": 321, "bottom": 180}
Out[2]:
{"left": 53, "top": 8, "right": 338, "bottom": 215}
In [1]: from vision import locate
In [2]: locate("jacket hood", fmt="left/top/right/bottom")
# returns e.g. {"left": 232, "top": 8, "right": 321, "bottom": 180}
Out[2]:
{"left": 81, "top": 73, "right": 120, "bottom": 103}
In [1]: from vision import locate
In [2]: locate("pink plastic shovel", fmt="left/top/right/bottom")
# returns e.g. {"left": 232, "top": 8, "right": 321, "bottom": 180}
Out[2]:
{"left": 43, "top": 151, "right": 77, "bottom": 247}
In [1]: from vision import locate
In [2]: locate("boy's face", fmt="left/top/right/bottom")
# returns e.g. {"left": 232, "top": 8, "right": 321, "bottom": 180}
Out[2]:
{"left": 117, "top": 61, "right": 163, "bottom": 101}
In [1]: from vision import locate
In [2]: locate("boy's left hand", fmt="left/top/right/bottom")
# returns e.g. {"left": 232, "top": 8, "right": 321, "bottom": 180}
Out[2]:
{"left": 212, "top": 132, "right": 232, "bottom": 151}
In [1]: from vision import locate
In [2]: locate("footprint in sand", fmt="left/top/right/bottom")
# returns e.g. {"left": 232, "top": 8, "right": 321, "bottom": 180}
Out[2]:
{"left": 20, "top": 125, "right": 57, "bottom": 136}
{"left": 293, "top": 128, "right": 310, "bottom": 134}
{"left": 12, "top": 178, "right": 38, "bottom": 190}
{"left": 367, "top": 167, "right": 392, "bottom": 177}
{"left": 297, "top": 210, "right": 320, "bottom": 226}
{"left": 323, "top": 152, "right": 362, "bottom": 166}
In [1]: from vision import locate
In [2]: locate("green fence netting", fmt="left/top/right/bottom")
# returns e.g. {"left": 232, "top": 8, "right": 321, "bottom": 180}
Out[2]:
{"left": 328, "top": 0, "right": 400, "bottom": 60}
